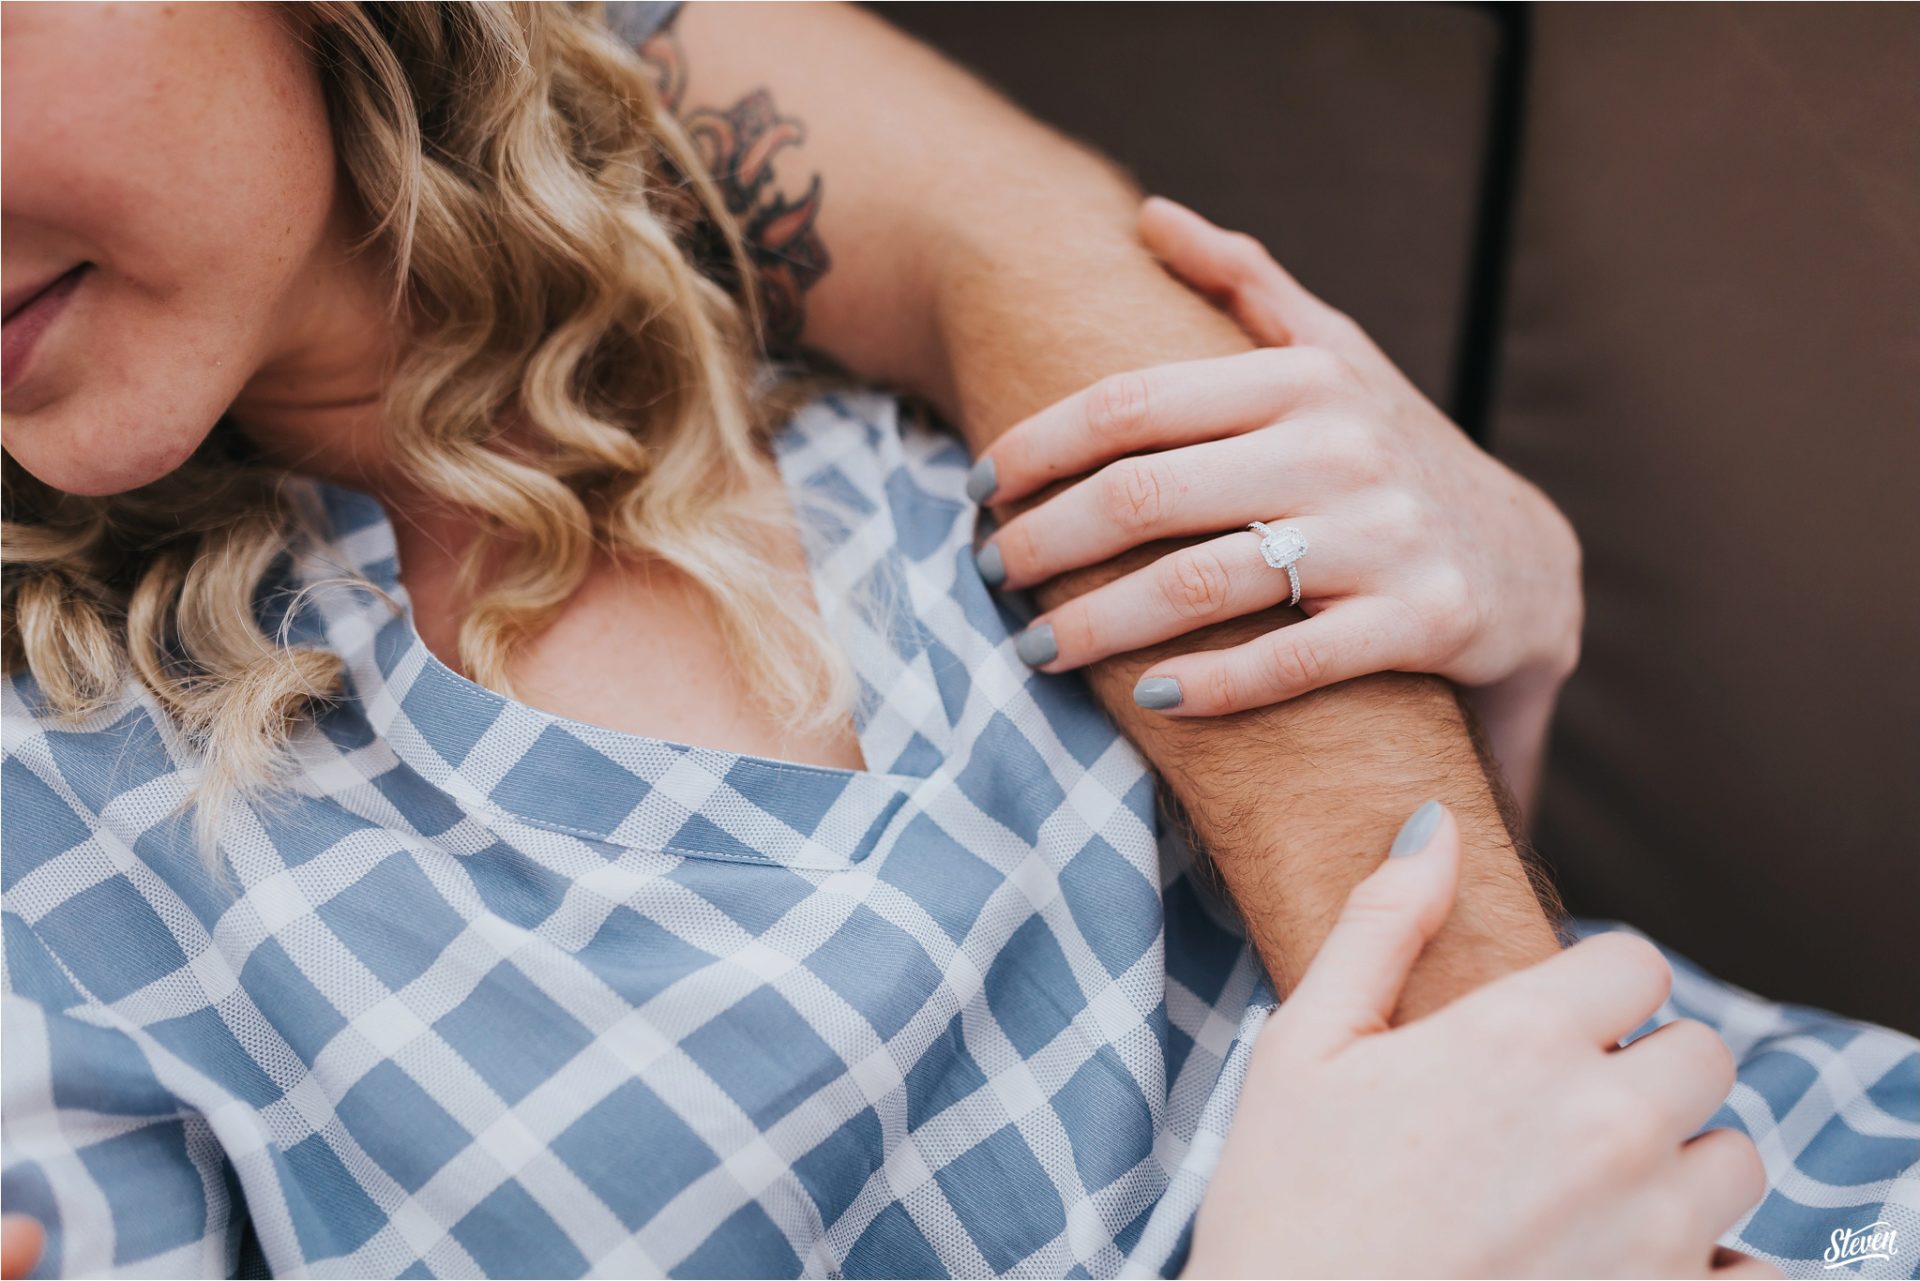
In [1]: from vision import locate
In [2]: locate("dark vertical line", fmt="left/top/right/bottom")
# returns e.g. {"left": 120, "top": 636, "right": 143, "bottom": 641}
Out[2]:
{"left": 1449, "top": 2, "right": 1532, "bottom": 447}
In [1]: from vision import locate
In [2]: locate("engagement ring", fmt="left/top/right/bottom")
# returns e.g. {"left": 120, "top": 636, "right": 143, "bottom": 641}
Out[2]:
{"left": 1248, "top": 521, "right": 1310, "bottom": 607}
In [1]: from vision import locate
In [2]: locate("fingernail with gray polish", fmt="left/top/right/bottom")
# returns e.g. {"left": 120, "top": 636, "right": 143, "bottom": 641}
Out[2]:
{"left": 966, "top": 457, "right": 998, "bottom": 504}
{"left": 1133, "top": 677, "right": 1183, "bottom": 710}
{"left": 976, "top": 543, "right": 1006, "bottom": 587}
{"left": 1390, "top": 800, "right": 1444, "bottom": 857}
{"left": 1015, "top": 623, "right": 1056, "bottom": 667}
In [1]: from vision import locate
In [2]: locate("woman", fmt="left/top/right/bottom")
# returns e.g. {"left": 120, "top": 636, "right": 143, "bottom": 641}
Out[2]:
{"left": 1, "top": 4, "right": 1912, "bottom": 1278}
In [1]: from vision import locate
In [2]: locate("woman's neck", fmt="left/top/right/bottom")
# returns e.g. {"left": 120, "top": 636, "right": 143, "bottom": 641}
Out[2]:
{"left": 212, "top": 217, "right": 863, "bottom": 770}
{"left": 224, "top": 203, "right": 413, "bottom": 500}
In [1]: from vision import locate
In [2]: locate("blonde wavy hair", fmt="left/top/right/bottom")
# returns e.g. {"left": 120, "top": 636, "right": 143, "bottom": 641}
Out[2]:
{"left": 1, "top": 2, "right": 849, "bottom": 851}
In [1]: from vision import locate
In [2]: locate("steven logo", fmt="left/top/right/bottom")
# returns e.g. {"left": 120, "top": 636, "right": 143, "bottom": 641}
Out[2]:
{"left": 1823, "top": 1220, "right": 1897, "bottom": 1270}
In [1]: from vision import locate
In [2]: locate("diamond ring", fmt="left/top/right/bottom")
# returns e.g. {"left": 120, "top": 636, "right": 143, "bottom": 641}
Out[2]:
{"left": 1248, "top": 521, "right": 1310, "bottom": 607}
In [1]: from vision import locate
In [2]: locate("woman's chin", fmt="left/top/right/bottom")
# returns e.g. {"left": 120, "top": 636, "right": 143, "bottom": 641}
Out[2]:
{"left": 2, "top": 402, "right": 216, "bottom": 497}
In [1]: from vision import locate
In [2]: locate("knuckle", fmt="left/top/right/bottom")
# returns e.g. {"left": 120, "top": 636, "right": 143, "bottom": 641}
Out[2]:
{"left": 1163, "top": 548, "right": 1233, "bottom": 620}
{"left": 1290, "top": 347, "right": 1336, "bottom": 387}
{"left": 1104, "top": 457, "right": 1174, "bottom": 534}
{"left": 1052, "top": 603, "right": 1098, "bottom": 661}
{"left": 1708, "top": 1035, "right": 1740, "bottom": 1097}
{"left": 1430, "top": 562, "right": 1473, "bottom": 610}
{"left": 1259, "top": 635, "right": 1329, "bottom": 696}
{"left": 1641, "top": 1193, "right": 1692, "bottom": 1250}
{"left": 1327, "top": 350, "right": 1367, "bottom": 391}
{"left": 1224, "top": 231, "right": 1270, "bottom": 280}
{"left": 1724, "top": 1132, "right": 1767, "bottom": 1201}
{"left": 1557, "top": 630, "right": 1585, "bottom": 681}
{"left": 1670, "top": 1019, "right": 1737, "bottom": 1094}
{"left": 1589, "top": 1081, "right": 1661, "bottom": 1154}
{"left": 1593, "top": 934, "right": 1675, "bottom": 1005}
{"left": 1320, "top": 305, "right": 1368, "bottom": 347}
{"left": 1420, "top": 566, "right": 1476, "bottom": 650}
{"left": 1199, "top": 662, "right": 1242, "bottom": 715}
{"left": 1372, "top": 486, "right": 1424, "bottom": 536}
{"left": 1341, "top": 872, "right": 1421, "bottom": 925}
{"left": 1307, "top": 346, "right": 1364, "bottom": 395}
{"left": 1425, "top": 615, "right": 1473, "bottom": 664}
{"left": 1562, "top": 506, "right": 1585, "bottom": 562}
{"left": 1084, "top": 372, "right": 1152, "bottom": 445}
{"left": 1339, "top": 430, "right": 1397, "bottom": 487}
{"left": 1254, "top": 345, "right": 1298, "bottom": 380}
{"left": 992, "top": 434, "right": 1030, "bottom": 486}
{"left": 998, "top": 519, "right": 1040, "bottom": 580}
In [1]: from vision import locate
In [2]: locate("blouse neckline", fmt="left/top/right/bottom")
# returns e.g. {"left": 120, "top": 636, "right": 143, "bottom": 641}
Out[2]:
{"left": 280, "top": 421, "right": 936, "bottom": 866}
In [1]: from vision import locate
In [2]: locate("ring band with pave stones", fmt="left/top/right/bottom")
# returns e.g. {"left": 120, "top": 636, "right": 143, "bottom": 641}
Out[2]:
{"left": 1248, "top": 521, "right": 1309, "bottom": 607}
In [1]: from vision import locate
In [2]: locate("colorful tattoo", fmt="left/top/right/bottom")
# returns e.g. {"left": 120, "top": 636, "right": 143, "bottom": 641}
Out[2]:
{"left": 637, "top": 32, "right": 830, "bottom": 347}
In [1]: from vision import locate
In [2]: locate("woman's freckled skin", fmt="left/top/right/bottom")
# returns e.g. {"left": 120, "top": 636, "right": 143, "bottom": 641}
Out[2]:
{"left": 1, "top": 2, "right": 367, "bottom": 496}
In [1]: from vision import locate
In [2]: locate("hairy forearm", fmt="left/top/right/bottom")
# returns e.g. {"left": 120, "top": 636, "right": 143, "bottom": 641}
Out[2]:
{"left": 932, "top": 230, "right": 1560, "bottom": 1007}
{"left": 647, "top": 2, "right": 1560, "bottom": 1010}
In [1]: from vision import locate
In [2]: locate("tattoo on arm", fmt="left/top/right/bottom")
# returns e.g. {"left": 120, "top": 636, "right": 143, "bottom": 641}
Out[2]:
{"left": 636, "top": 31, "right": 831, "bottom": 347}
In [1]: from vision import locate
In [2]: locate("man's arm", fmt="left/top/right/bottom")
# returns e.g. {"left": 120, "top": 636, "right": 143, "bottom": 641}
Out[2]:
{"left": 640, "top": 2, "right": 1561, "bottom": 1010}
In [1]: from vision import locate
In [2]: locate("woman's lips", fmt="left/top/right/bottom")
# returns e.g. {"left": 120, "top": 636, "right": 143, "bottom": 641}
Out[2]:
{"left": 2, "top": 264, "right": 89, "bottom": 393}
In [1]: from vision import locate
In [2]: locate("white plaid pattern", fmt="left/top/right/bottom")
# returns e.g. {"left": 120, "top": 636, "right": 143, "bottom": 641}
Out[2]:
{"left": 2, "top": 393, "right": 1914, "bottom": 1278}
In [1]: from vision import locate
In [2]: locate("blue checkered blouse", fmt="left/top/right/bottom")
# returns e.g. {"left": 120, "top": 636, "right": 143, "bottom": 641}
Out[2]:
{"left": 4, "top": 394, "right": 1916, "bottom": 1278}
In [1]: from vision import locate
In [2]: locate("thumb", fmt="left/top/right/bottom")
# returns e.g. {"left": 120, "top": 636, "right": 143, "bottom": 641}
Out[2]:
{"left": 1, "top": 1217, "right": 44, "bottom": 1281}
{"left": 1139, "top": 196, "right": 1345, "bottom": 351}
{"left": 1274, "top": 801, "right": 1462, "bottom": 1058}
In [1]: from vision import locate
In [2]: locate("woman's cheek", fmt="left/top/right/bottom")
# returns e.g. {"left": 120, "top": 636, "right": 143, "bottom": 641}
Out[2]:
{"left": 0, "top": 2, "right": 340, "bottom": 496}
{"left": 2, "top": 282, "right": 246, "bottom": 496}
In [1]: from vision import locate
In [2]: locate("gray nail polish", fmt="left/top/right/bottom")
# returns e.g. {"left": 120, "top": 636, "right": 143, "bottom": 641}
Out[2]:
{"left": 966, "top": 457, "right": 998, "bottom": 504}
{"left": 1133, "top": 677, "right": 1183, "bottom": 710}
{"left": 976, "top": 543, "right": 1005, "bottom": 587}
{"left": 1390, "top": 800, "right": 1444, "bottom": 857}
{"left": 1015, "top": 623, "right": 1057, "bottom": 667}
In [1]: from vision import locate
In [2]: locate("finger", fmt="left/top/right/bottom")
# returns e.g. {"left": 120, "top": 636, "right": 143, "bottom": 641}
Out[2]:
{"left": 1139, "top": 196, "right": 1313, "bottom": 346}
{"left": 1276, "top": 801, "right": 1462, "bottom": 1058}
{"left": 1681, "top": 1128, "right": 1769, "bottom": 1245}
{"left": 971, "top": 350, "right": 1330, "bottom": 509}
{"left": 1019, "top": 522, "right": 1364, "bottom": 672}
{"left": 1710, "top": 1247, "right": 1782, "bottom": 1279}
{"left": 985, "top": 429, "right": 1329, "bottom": 592}
{"left": 1451, "top": 931, "right": 1674, "bottom": 1051}
{"left": 1, "top": 1217, "right": 44, "bottom": 1281}
{"left": 1711, "top": 1259, "right": 1782, "bottom": 1280}
{"left": 1140, "top": 196, "right": 1361, "bottom": 356}
{"left": 1612, "top": 1018, "right": 1739, "bottom": 1140}
{"left": 1129, "top": 601, "right": 1421, "bottom": 716}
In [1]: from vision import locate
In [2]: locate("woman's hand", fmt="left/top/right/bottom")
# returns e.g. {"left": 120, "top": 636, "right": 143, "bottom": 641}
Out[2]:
{"left": 1186, "top": 801, "right": 1774, "bottom": 1279}
{"left": 969, "top": 199, "right": 1581, "bottom": 801}
{"left": 1, "top": 1217, "right": 42, "bottom": 1281}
